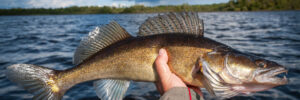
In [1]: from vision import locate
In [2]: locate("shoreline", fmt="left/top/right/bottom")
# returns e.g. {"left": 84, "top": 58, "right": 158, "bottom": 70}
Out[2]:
{"left": 0, "top": 10, "right": 298, "bottom": 16}
{"left": 1, "top": 0, "right": 299, "bottom": 16}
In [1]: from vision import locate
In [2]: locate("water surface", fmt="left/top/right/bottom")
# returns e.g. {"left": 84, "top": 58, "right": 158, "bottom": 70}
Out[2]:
{"left": 0, "top": 11, "right": 299, "bottom": 100}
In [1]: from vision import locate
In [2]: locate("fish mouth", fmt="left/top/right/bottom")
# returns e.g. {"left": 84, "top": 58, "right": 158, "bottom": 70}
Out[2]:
{"left": 255, "top": 67, "right": 288, "bottom": 85}
{"left": 232, "top": 67, "right": 288, "bottom": 93}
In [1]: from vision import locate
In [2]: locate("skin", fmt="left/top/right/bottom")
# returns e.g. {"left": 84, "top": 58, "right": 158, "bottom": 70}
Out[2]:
{"left": 155, "top": 48, "right": 187, "bottom": 94}
{"left": 155, "top": 48, "right": 203, "bottom": 96}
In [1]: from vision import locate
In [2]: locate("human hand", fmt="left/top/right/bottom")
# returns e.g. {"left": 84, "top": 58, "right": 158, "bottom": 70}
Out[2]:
{"left": 155, "top": 48, "right": 187, "bottom": 95}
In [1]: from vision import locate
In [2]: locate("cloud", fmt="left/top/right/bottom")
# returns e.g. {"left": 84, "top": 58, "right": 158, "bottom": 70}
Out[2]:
{"left": 108, "top": 0, "right": 135, "bottom": 7}
{"left": 111, "top": 2, "right": 133, "bottom": 7}
{"left": 113, "top": 0, "right": 229, "bottom": 6}
{"left": 26, "top": 0, "right": 107, "bottom": 8}
{"left": 0, "top": 0, "right": 104, "bottom": 8}
{"left": 27, "top": 0, "right": 76, "bottom": 8}
{"left": 0, "top": 0, "right": 229, "bottom": 9}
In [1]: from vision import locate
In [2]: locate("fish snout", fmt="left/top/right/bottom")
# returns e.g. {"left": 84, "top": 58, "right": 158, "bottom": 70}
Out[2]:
{"left": 254, "top": 67, "right": 288, "bottom": 85}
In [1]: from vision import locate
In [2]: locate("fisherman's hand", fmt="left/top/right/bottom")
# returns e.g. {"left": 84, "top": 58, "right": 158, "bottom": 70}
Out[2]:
{"left": 155, "top": 48, "right": 187, "bottom": 94}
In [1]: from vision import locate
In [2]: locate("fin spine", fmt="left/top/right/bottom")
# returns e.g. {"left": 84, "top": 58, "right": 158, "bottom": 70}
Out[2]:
{"left": 73, "top": 21, "right": 132, "bottom": 65}
{"left": 94, "top": 79, "right": 130, "bottom": 100}
{"left": 138, "top": 12, "right": 204, "bottom": 37}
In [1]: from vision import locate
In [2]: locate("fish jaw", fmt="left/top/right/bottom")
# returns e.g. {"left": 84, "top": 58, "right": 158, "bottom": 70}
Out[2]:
{"left": 254, "top": 67, "right": 288, "bottom": 85}
{"left": 232, "top": 82, "right": 282, "bottom": 94}
{"left": 232, "top": 67, "right": 288, "bottom": 93}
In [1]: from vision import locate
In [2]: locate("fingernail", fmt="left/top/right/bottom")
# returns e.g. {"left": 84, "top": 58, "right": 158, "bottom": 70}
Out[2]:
{"left": 159, "top": 49, "right": 165, "bottom": 56}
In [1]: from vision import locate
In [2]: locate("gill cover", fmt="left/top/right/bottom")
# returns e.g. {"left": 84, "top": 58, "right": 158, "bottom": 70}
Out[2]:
{"left": 200, "top": 51, "right": 240, "bottom": 98}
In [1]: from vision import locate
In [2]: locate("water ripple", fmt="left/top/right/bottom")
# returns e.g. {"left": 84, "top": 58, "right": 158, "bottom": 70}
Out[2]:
{"left": 0, "top": 11, "right": 299, "bottom": 100}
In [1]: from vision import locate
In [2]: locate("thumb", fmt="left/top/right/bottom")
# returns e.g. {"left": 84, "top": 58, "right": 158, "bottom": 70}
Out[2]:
{"left": 155, "top": 49, "right": 172, "bottom": 80}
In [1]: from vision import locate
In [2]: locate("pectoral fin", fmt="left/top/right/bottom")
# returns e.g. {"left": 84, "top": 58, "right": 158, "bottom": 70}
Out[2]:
{"left": 192, "top": 58, "right": 216, "bottom": 97}
{"left": 93, "top": 79, "right": 130, "bottom": 100}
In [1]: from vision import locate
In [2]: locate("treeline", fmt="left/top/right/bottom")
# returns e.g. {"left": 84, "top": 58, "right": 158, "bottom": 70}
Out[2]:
{"left": 0, "top": 6, "right": 123, "bottom": 15}
{"left": 225, "top": 0, "right": 300, "bottom": 11}
{"left": 0, "top": 0, "right": 299, "bottom": 15}
{"left": 0, "top": 4, "right": 227, "bottom": 15}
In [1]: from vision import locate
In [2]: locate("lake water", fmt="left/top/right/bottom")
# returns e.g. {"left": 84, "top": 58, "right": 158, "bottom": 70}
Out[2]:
{"left": 0, "top": 11, "right": 299, "bottom": 100}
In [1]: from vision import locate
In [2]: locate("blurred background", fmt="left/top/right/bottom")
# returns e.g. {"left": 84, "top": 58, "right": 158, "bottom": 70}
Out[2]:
{"left": 0, "top": 0, "right": 299, "bottom": 100}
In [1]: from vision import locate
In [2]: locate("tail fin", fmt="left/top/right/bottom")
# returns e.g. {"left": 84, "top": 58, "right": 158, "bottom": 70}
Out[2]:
{"left": 6, "top": 64, "right": 64, "bottom": 100}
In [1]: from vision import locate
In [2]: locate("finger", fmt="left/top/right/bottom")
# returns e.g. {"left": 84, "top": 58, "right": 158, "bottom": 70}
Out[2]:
{"left": 155, "top": 49, "right": 172, "bottom": 79}
{"left": 155, "top": 82, "right": 164, "bottom": 95}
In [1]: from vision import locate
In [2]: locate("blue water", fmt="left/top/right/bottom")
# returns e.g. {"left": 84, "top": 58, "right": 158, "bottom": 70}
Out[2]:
{"left": 0, "top": 11, "right": 299, "bottom": 100}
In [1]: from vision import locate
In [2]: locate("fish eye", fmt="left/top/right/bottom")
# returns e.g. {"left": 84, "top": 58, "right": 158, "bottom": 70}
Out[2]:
{"left": 255, "top": 60, "right": 266, "bottom": 68}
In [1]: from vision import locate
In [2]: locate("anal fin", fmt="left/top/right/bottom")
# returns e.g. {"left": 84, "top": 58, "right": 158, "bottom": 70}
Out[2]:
{"left": 93, "top": 79, "right": 130, "bottom": 100}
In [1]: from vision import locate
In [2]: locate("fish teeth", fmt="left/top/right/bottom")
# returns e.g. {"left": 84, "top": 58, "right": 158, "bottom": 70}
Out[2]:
{"left": 283, "top": 76, "right": 287, "bottom": 80}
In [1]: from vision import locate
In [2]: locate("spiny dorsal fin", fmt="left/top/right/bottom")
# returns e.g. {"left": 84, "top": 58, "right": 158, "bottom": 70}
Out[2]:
{"left": 138, "top": 12, "right": 204, "bottom": 37}
{"left": 73, "top": 21, "right": 132, "bottom": 65}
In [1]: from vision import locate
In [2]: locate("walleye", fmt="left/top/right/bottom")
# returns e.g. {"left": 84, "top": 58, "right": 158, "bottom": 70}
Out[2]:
{"left": 6, "top": 12, "right": 288, "bottom": 100}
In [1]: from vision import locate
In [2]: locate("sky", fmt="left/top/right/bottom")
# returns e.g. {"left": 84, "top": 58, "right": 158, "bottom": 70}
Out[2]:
{"left": 0, "top": 0, "right": 229, "bottom": 9}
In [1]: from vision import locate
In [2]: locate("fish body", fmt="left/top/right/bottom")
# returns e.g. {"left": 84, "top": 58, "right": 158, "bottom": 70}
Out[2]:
{"left": 57, "top": 34, "right": 223, "bottom": 89}
{"left": 6, "top": 12, "right": 288, "bottom": 100}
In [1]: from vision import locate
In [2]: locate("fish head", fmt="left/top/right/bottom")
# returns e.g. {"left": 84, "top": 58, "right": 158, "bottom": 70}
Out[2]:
{"left": 223, "top": 52, "right": 288, "bottom": 92}
{"left": 199, "top": 49, "right": 288, "bottom": 98}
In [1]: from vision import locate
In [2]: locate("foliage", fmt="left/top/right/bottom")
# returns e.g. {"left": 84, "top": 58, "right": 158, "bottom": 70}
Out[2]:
{"left": 224, "top": 0, "right": 300, "bottom": 11}
{"left": 0, "top": 0, "right": 299, "bottom": 15}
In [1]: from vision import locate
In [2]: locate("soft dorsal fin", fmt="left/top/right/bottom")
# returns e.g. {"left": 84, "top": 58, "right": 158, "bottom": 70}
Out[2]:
{"left": 138, "top": 12, "right": 204, "bottom": 37}
{"left": 73, "top": 21, "right": 132, "bottom": 65}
